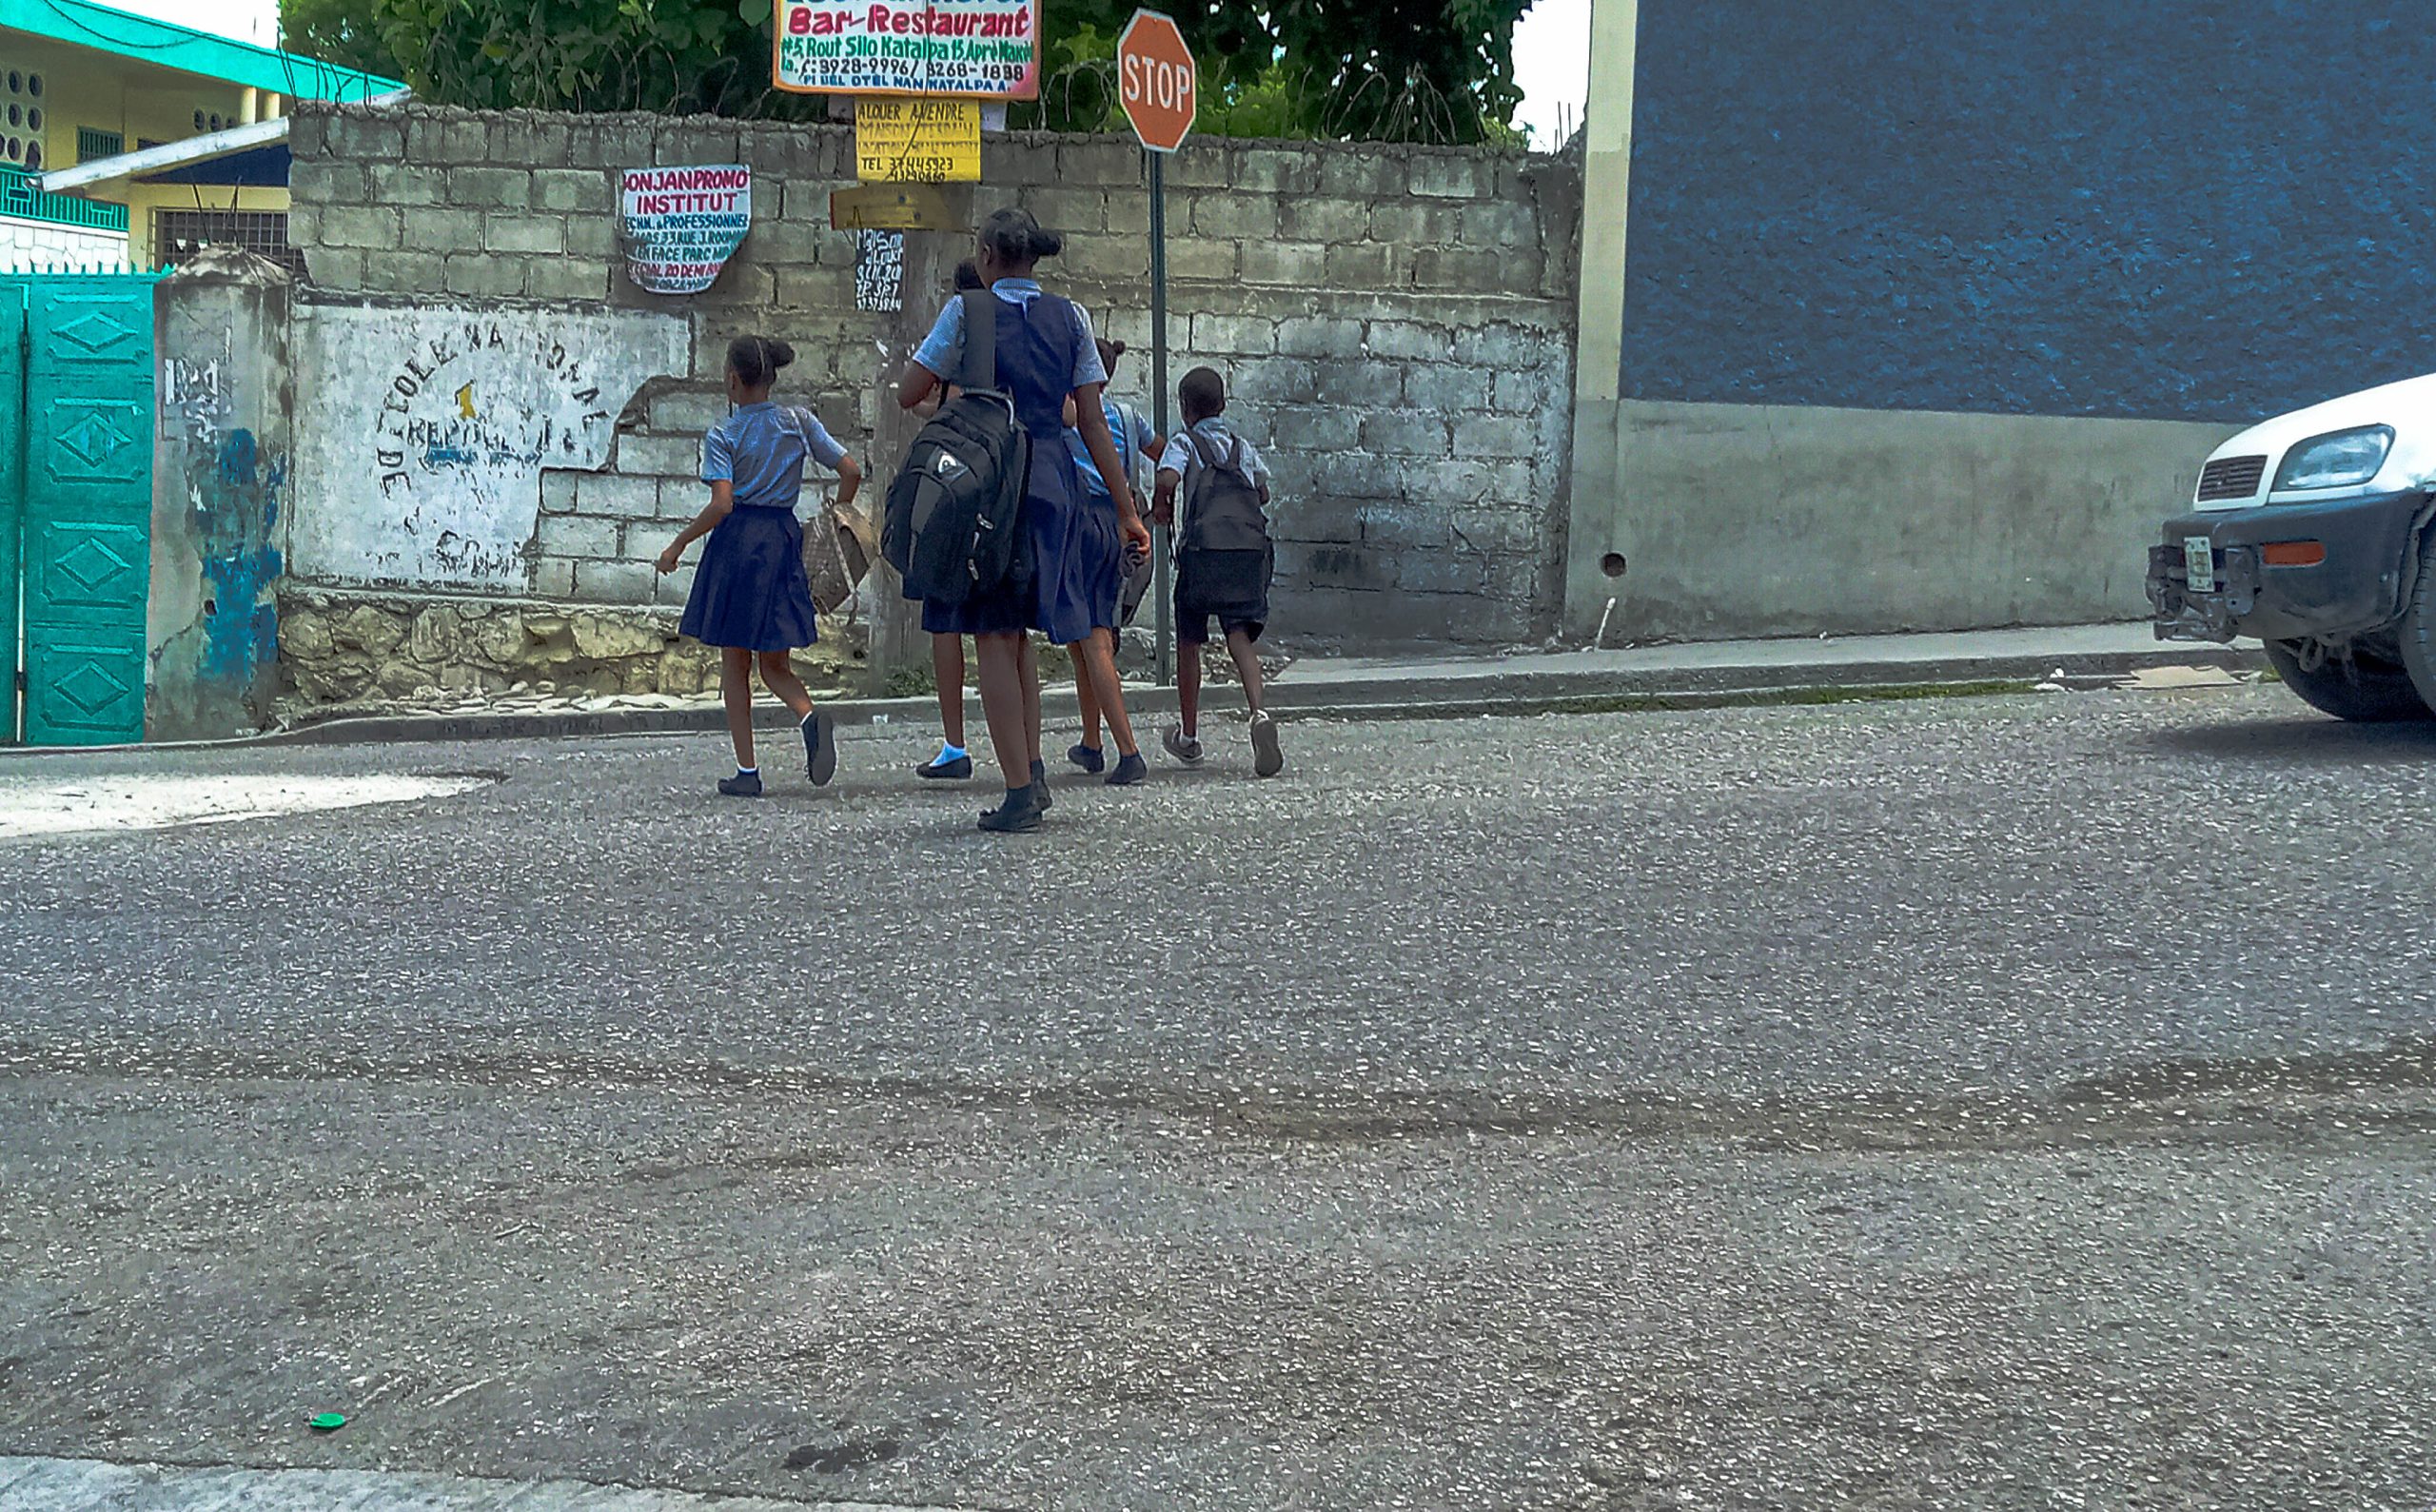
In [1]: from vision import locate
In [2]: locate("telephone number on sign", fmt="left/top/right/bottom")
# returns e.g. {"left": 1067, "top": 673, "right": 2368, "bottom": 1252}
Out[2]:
{"left": 856, "top": 155, "right": 969, "bottom": 182}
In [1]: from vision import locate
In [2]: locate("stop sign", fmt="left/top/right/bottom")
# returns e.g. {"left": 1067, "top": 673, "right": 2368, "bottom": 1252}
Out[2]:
{"left": 1117, "top": 10, "right": 1196, "bottom": 153}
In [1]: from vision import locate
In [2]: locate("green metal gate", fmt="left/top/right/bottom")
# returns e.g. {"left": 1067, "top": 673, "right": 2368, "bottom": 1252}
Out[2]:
{"left": 1, "top": 272, "right": 160, "bottom": 746}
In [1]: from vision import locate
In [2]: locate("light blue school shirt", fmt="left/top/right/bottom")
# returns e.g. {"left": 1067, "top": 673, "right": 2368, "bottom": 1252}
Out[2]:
{"left": 913, "top": 278, "right": 1109, "bottom": 391}
{"left": 701, "top": 403, "right": 848, "bottom": 512}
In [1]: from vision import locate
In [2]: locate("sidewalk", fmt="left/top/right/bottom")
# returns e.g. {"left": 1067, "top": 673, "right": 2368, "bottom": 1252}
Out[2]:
{"left": 4, "top": 622, "right": 2261, "bottom": 755}
{"left": 0, "top": 1456, "right": 902, "bottom": 1511}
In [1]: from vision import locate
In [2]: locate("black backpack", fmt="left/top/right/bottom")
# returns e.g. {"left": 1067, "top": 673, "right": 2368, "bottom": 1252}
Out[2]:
{"left": 882, "top": 288, "right": 1033, "bottom": 606}
{"left": 1180, "top": 430, "right": 1269, "bottom": 554}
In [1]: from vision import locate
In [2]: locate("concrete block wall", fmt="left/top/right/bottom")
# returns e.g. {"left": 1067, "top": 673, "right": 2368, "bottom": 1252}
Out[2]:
{"left": 285, "top": 102, "right": 1580, "bottom": 649}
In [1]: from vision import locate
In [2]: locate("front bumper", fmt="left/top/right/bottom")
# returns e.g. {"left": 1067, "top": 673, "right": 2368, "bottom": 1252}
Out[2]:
{"left": 2147, "top": 488, "right": 2430, "bottom": 644}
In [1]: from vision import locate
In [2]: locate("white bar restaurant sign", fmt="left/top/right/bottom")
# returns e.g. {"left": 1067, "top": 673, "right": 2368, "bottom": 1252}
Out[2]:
{"left": 619, "top": 165, "right": 753, "bottom": 296}
{"left": 775, "top": 0, "right": 1042, "bottom": 99}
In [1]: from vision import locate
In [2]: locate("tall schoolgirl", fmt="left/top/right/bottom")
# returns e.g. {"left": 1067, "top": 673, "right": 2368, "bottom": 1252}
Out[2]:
{"left": 896, "top": 208, "right": 1152, "bottom": 833}
{"left": 656, "top": 335, "right": 862, "bottom": 796}
{"left": 914, "top": 259, "right": 990, "bottom": 782}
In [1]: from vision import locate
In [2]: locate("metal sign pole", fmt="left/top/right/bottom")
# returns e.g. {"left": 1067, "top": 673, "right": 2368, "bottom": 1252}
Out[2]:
{"left": 1148, "top": 147, "right": 1173, "bottom": 688}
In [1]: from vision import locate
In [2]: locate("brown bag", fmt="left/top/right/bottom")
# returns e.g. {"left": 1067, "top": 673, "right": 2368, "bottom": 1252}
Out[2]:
{"left": 804, "top": 498, "right": 877, "bottom": 615}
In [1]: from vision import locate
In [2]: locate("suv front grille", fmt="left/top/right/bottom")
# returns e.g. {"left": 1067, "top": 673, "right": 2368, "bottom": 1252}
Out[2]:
{"left": 2197, "top": 455, "right": 2267, "bottom": 501}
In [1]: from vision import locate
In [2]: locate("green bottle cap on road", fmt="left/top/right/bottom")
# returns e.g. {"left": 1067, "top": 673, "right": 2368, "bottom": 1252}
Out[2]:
{"left": 309, "top": 1412, "right": 347, "bottom": 1431}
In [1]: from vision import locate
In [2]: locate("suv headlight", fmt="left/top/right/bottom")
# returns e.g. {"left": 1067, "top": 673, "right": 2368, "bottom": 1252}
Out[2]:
{"left": 2274, "top": 425, "right": 2393, "bottom": 491}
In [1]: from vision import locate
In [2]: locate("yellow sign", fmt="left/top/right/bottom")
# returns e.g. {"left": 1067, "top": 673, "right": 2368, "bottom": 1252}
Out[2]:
{"left": 830, "top": 182, "right": 962, "bottom": 232}
{"left": 854, "top": 98, "right": 982, "bottom": 184}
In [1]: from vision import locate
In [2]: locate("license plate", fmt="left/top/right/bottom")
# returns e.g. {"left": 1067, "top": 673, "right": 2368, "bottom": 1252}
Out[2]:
{"left": 2183, "top": 536, "right": 2216, "bottom": 594}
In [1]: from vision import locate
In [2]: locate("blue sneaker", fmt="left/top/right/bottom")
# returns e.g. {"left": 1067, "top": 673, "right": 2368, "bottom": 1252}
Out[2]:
{"left": 1105, "top": 751, "right": 1147, "bottom": 786}
{"left": 802, "top": 710, "right": 836, "bottom": 786}
{"left": 1067, "top": 742, "right": 1106, "bottom": 774}
{"left": 717, "top": 770, "right": 763, "bottom": 798}
{"left": 917, "top": 745, "right": 972, "bottom": 780}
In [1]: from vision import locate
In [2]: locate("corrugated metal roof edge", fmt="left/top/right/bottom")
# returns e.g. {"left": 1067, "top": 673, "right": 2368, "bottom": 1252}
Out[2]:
{"left": 0, "top": 0, "right": 403, "bottom": 102}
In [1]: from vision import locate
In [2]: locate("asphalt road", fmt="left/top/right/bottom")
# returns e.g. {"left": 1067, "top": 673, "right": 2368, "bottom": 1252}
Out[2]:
{"left": 3, "top": 686, "right": 2434, "bottom": 1511}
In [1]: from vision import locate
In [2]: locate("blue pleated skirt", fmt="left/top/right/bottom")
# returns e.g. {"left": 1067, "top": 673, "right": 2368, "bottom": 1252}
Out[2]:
{"left": 919, "top": 443, "right": 1120, "bottom": 645}
{"left": 679, "top": 504, "right": 820, "bottom": 652}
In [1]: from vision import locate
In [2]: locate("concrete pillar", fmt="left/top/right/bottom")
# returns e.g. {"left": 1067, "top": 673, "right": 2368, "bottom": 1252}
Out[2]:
{"left": 1562, "top": 0, "right": 1639, "bottom": 642}
{"left": 861, "top": 217, "right": 962, "bottom": 696}
{"left": 147, "top": 246, "right": 292, "bottom": 740}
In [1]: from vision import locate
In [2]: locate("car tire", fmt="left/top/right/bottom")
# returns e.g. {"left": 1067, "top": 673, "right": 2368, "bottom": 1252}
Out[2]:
{"left": 2397, "top": 525, "right": 2436, "bottom": 713}
{"left": 2264, "top": 638, "right": 2432, "bottom": 722}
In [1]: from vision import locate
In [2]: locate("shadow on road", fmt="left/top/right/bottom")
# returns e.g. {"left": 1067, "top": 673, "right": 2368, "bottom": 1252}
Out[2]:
{"left": 2148, "top": 716, "right": 2436, "bottom": 766}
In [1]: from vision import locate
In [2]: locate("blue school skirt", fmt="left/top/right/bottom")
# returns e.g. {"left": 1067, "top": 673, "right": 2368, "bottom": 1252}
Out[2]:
{"left": 680, "top": 503, "right": 821, "bottom": 652}
{"left": 919, "top": 444, "right": 1119, "bottom": 646}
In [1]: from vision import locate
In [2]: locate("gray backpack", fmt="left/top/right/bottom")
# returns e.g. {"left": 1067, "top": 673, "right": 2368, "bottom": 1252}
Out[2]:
{"left": 1180, "top": 432, "right": 1268, "bottom": 554}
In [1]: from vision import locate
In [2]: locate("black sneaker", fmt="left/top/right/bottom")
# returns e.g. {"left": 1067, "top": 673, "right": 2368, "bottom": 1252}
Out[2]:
{"left": 717, "top": 771, "right": 763, "bottom": 798}
{"left": 801, "top": 711, "right": 837, "bottom": 786}
{"left": 1105, "top": 751, "right": 1147, "bottom": 786}
{"left": 917, "top": 751, "right": 973, "bottom": 780}
{"left": 1031, "top": 757, "right": 1052, "bottom": 813}
{"left": 978, "top": 785, "right": 1041, "bottom": 834}
{"left": 1068, "top": 742, "right": 1106, "bottom": 774}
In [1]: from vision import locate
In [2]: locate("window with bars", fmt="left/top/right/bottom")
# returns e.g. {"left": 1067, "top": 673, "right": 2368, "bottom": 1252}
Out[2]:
{"left": 76, "top": 127, "right": 121, "bottom": 163}
{"left": 151, "top": 208, "right": 304, "bottom": 274}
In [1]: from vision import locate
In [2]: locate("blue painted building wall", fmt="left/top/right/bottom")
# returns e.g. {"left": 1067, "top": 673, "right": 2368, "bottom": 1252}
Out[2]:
{"left": 1621, "top": 1, "right": 2436, "bottom": 423}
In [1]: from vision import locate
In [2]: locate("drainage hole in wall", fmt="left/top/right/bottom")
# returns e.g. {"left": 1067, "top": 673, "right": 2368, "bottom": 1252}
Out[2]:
{"left": 1599, "top": 552, "right": 1628, "bottom": 579}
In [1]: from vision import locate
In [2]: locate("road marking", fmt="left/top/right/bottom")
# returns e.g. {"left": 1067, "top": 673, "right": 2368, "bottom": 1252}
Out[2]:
{"left": 0, "top": 1455, "right": 945, "bottom": 1510}
{"left": 0, "top": 773, "right": 493, "bottom": 838}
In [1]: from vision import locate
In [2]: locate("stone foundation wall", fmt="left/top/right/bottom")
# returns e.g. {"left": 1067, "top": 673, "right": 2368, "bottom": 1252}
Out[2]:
{"left": 277, "top": 587, "right": 860, "bottom": 707}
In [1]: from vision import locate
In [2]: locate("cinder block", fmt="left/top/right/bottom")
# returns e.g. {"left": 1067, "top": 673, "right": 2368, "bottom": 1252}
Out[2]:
{"left": 540, "top": 471, "right": 579, "bottom": 515}
{"left": 1226, "top": 358, "right": 1317, "bottom": 406}
{"left": 531, "top": 557, "right": 577, "bottom": 599}
{"left": 401, "top": 208, "right": 484, "bottom": 254}
{"left": 1234, "top": 147, "right": 1320, "bottom": 195}
{"left": 1326, "top": 242, "right": 1403, "bottom": 289}
{"left": 1189, "top": 313, "right": 1274, "bottom": 357}
{"left": 526, "top": 258, "right": 609, "bottom": 302}
{"left": 741, "top": 124, "right": 829, "bottom": 180}
{"left": 619, "top": 519, "right": 674, "bottom": 558}
{"left": 1105, "top": 190, "right": 1151, "bottom": 234}
{"left": 1397, "top": 550, "right": 1487, "bottom": 594}
{"left": 1056, "top": 140, "right": 1143, "bottom": 187}
{"left": 285, "top": 202, "right": 321, "bottom": 246}
{"left": 299, "top": 245, "right": 362, "bottom": 290}
{"left": 577, "top": 473, "right": 664, "bottom": 519}
{"left": 654, "top": 120, "right": 742, "bottom": 167}
{"left": 1361, "top": 410, "right": 1451, "bottom": 459}
{"left": 1449, "top": 508, "right": 1542, "bottom": 556}
{"left": 1275, "top": 317, "right": 1366, "bottom": 361}
{"left": 319, "top": 206, "right": 401, "bottom": 250}
{"left": 1402, "top": 363, "right": 1492, "bottom": 413}
{"left": 775, "top": 266, "right": 854, "bottom": 309}
{"left": 287, "top": 158, "right": 364, "bottom": 206}
{"left": 616, "top": 432, "right": 702, "bottom": 475}
{"left": 1318, "top": 151, "right": 1402, "bottom": 198}
{"left": 1269, "top": 407, "right": 1361, "bottom": 451}
{"left": 576, "top": 559, "right": 657, "bottom": 605}
{"left": 1282, "top": 541, "right": 1393, "bottom": 591}
{"left": 1188, "top": 192, "right": 1277, "bottom": 241}
{"left": 1462, "top": 199, "right": 1541, "bottom": 254}
{"left": 451, "top": 167, "right": 533, "bottom": 210}
{"left": 533, "top": 168, "right": 614, "bottom": 215}
{"left": 1063, "top": 232, "right": 1150, "bottom": 282}
{"left": 406, "top": 112, "right": 492, "bottom": 166}
{"left": 1454, "top": 415, "right": 1539, "bottom": 461}
{"left": 1370, "top": 201, "right": 1464, "bottom": 245}
{"left": 655, "top": 564, "right": 697, "bottom": 607}
{"left": 1492, "top": 370, "right": 1542, "bottom": 414}
{"left": 1169, "top": 147, "right": 1231, "bottom": 189}
{"left": 497, "top": 115, "right": 574, "bottom": 168}
{"left": 442, "top": 254, "right": 528, "bottom": 299}
{"left": 1024, "top": 187, "right": 1108, "bottom": 236}
{"left": 1366, "top": 321, "right": 1449, "bottom": 363}
{"left": 484, "top": 214, "right": 565, "bottom": 255}
{"left": 1239, "top": 240, "right": 1329, "bottom": 286}
{"left": 564, "top": 217, "right": 617, "bottom": 260}
{"left": 285, "top": 109, "right": 329, "bottom": 161}
{"left": 360, "top": 249, "right": 445, "bottom": 294}
{"left": 1311, "top": 358, "right": 1406, "bottom": 410}
{"left": 1166, "top": 237, "right": 1239, "bottom": 283}
{"left": 326, "top": 108, "right": 407, "bottom": 162}
{"left": 1407, "top": 153, "right": 1494, "bottom": 199}
{"left": 1306, "top": 452, "right": 1404, "bottom": 501}
{"left": 1278, "top": 197, "right": 1371, "bottom": 244}
{"left": 569, "top": 122, "right": 655, "bottom": 171}
{"left": 650, "top": 388, "right": 730, "bottom": 431}
{"left": 1409, "top": 247, "right": 1507, "bottom": 291}
{"left": 1272, "top": 495, "right": 1362, "bottom": 544}
{"left": 659, "top": 478, "right": 711, "bottom": 520}
{"left": 1401, "top": 460, "right": 1495, "bottom": 508}
{"left": 537, "top": 513, "right": 620, "bottom": 558}
{"left": 1358, "top": 499, "right": 1455, "bottom": 548}
{"left": 365, "top": 163, "right": 447, "bottom": 207}
{"left": 1460, "top": 324, "right": 1552, "bottom": 367}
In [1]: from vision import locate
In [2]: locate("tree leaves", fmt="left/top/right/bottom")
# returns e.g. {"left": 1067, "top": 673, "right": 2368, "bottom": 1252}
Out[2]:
{"left": 279, "top": 0, "right": 1531, "bottom": 142}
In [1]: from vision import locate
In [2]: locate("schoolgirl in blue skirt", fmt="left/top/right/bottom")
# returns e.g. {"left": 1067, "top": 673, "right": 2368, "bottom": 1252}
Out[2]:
{"left": 655, "top": 335, "right": 863, "bottom": 797}
{"left": 897, "top": 208, "right": 1153, "bottom": 833}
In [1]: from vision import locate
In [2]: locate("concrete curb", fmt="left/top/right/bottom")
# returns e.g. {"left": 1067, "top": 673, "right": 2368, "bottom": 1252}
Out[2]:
{"left": 0, "top": 641, "right": 2266, "bottom": 757}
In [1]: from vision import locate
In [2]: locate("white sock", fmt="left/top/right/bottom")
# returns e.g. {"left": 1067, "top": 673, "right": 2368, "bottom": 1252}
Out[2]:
{"left": 737, "top": 765, "right": 757, "bottom": 776}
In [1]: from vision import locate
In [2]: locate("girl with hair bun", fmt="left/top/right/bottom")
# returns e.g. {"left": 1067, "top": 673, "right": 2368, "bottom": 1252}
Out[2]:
{"left": 657, "top": 333, "right": 863, "bottom": 797}
{"left": 899, "top": 207, "right": 1153, "bottom": 833}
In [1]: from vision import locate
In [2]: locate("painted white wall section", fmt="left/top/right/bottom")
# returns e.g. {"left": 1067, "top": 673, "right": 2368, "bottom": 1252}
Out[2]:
{"left": 288, "top": 302, "right": 686, "bottom": 590}
{"left": 0, "top": 216, "right": 129, "bottom": 271}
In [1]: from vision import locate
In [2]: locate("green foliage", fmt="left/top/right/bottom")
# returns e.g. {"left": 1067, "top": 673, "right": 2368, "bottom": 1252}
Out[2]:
{"left": 281, "top": 0, "right": 1531, "bottom": 143}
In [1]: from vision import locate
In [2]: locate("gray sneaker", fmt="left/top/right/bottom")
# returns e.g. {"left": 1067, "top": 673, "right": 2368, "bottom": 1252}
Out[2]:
{"left": 1249, "top": 712, "right": 1284, "bottom": 777}
{"left": 1163, "top": 724, "right": 1204, "bottom": 765}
